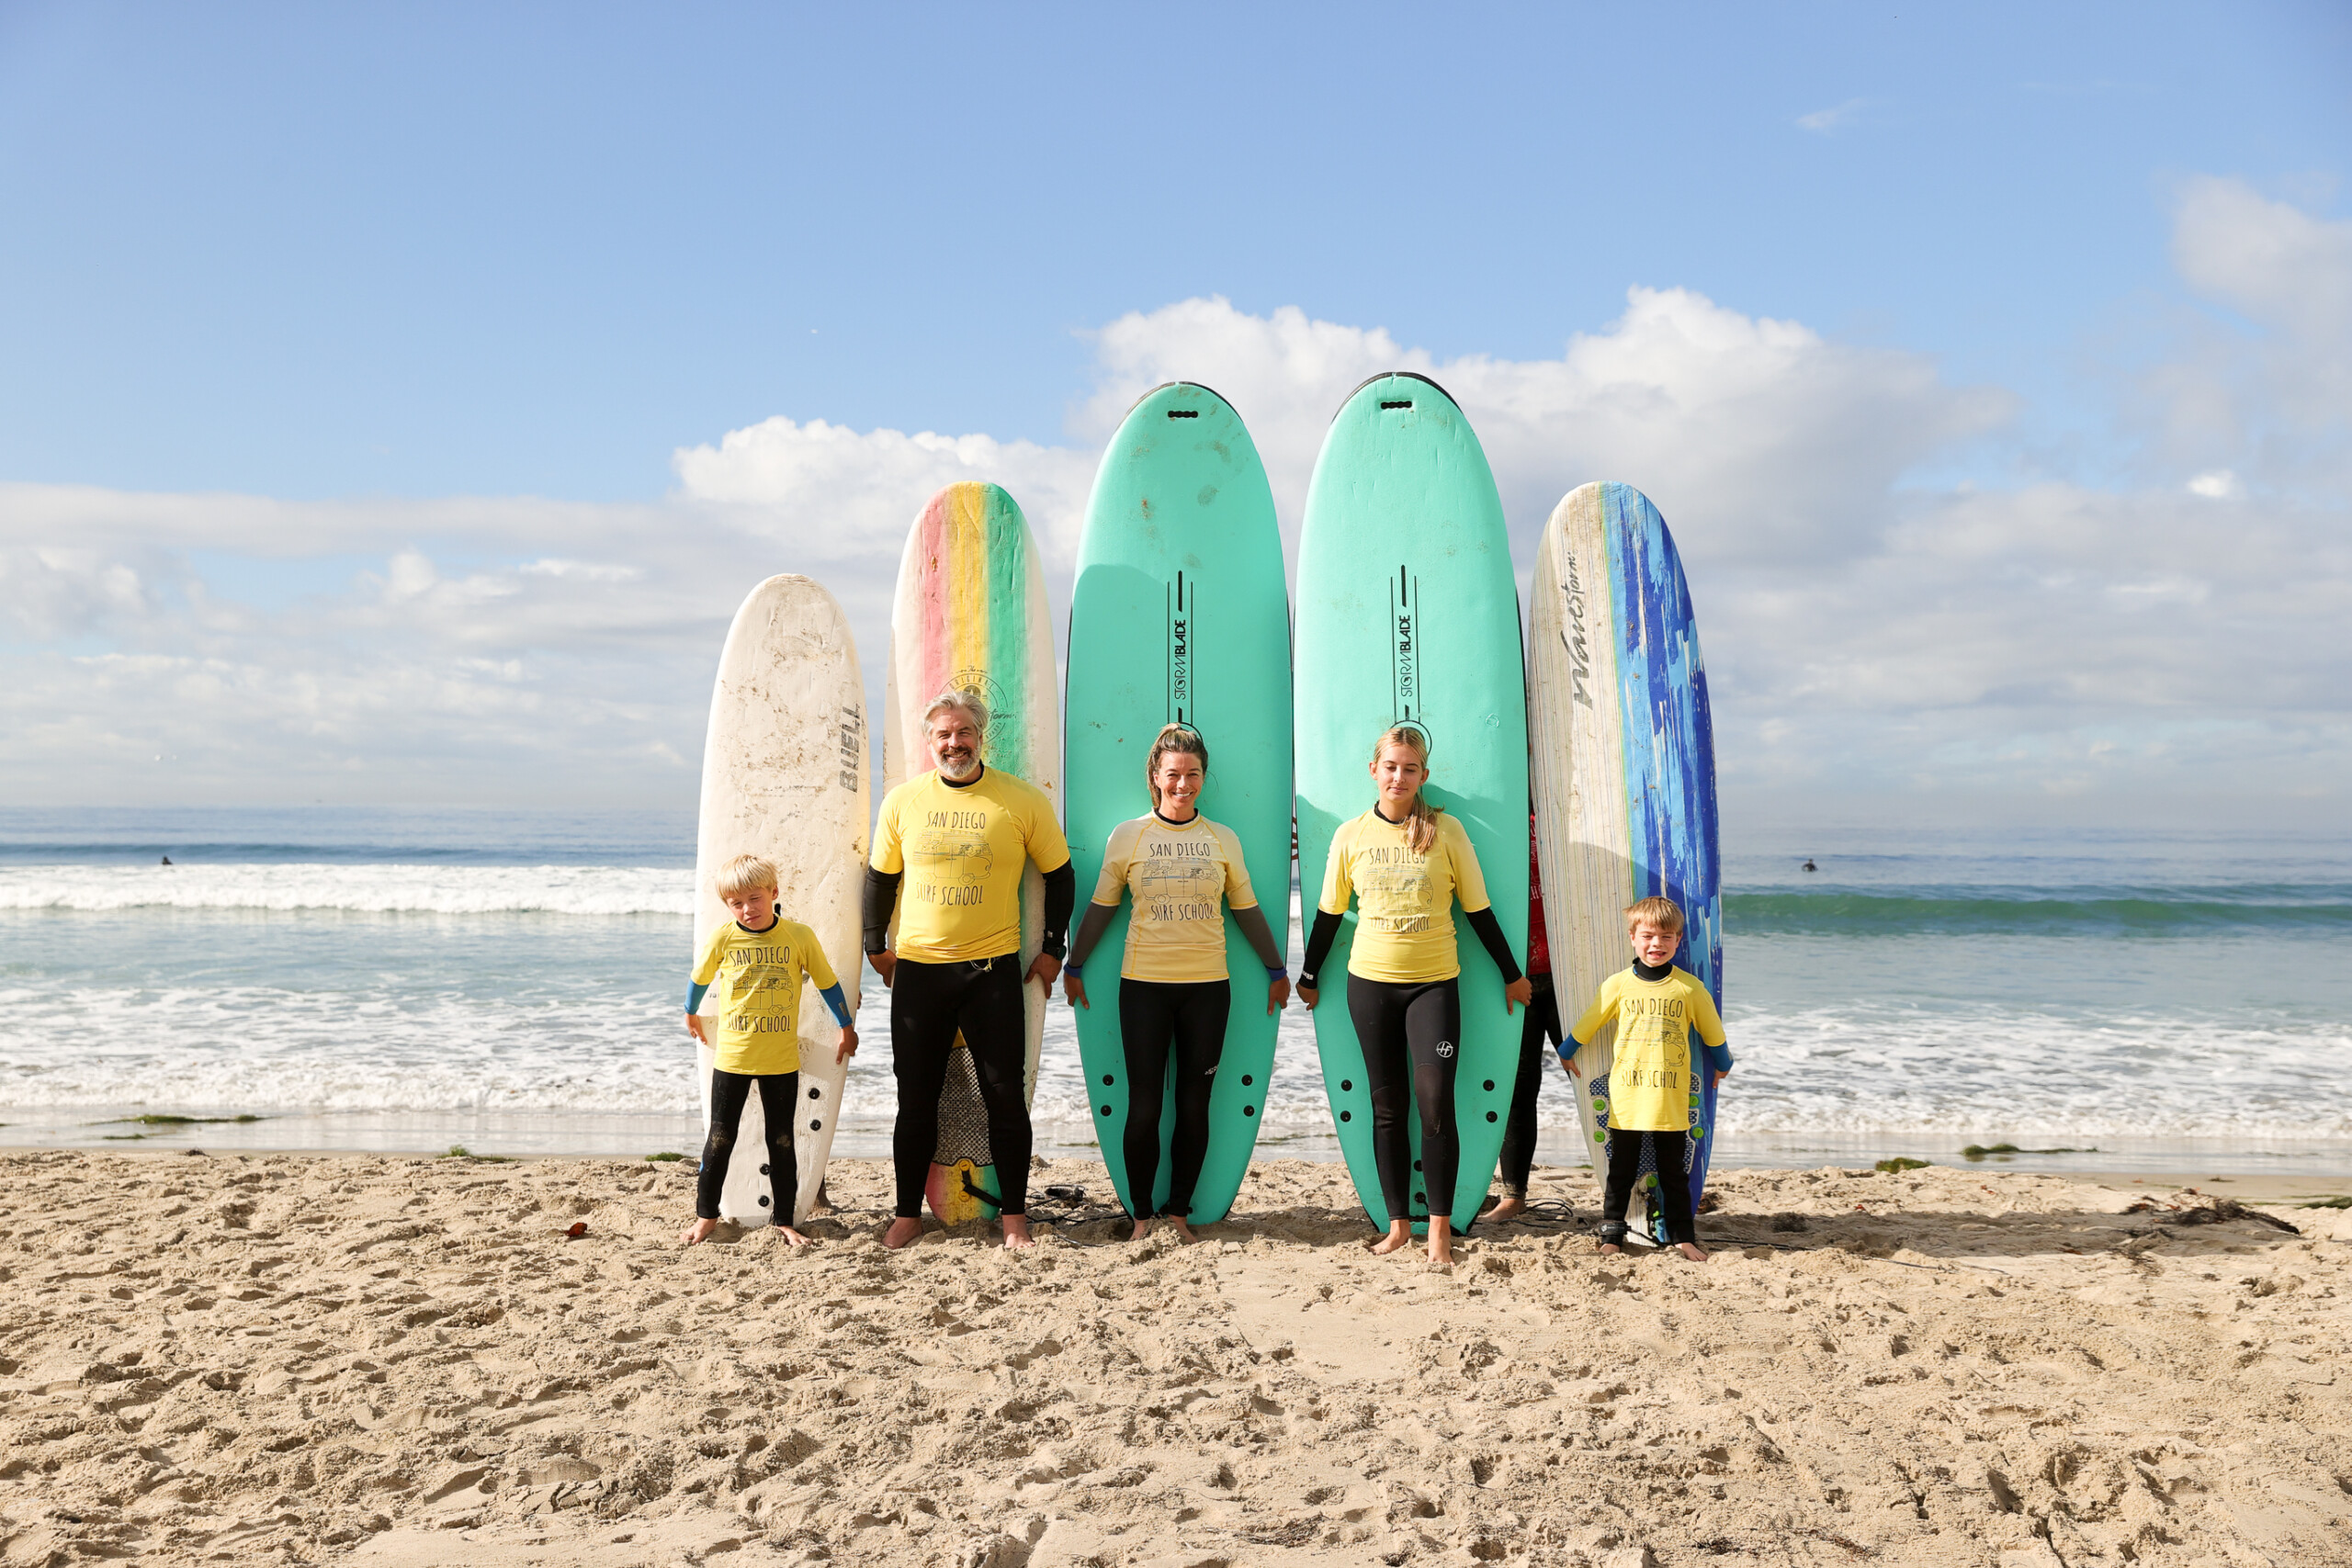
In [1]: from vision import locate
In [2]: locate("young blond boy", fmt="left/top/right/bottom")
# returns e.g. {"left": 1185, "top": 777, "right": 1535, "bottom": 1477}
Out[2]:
{"left": 682, "top": 854, "right": 857, "bottom": 1247}
{"left": 1562, "top": 895, "right": 1733, "bottom": 1261}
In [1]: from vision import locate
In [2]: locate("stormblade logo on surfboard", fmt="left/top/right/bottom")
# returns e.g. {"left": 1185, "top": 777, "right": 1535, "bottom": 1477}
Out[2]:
{"left": 1389, "top": 567, "right": 1430, "bottom": 743}
{"left": 1167, "top": 573, "right": 1193, "bottom": 726}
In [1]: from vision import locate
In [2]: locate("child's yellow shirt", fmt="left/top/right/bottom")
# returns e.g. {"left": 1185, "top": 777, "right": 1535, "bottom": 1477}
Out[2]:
{"left": 1570, "top": 964, "right": 1727, "bottom": 1133}
{"left": 691, "top": 918, "right": 839, "bottom": 1076}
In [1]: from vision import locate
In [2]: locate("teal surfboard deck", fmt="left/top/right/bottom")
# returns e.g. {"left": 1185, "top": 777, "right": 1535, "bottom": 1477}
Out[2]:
{"left": 1066, "top": 381, "right": 1293, "bottom": 1224}
{"left": 1295, "top": 373, "right": 1530, "bottom": 1234}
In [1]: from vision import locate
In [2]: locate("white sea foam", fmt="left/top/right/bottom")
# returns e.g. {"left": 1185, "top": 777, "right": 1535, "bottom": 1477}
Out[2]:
{"left": 0, "top": 863, "right": 693, "bottom": 916}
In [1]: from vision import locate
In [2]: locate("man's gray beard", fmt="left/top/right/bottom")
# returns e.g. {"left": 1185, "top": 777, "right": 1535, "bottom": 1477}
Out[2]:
{"left": 936, "top": 751, "right": 981, "bottom": 782}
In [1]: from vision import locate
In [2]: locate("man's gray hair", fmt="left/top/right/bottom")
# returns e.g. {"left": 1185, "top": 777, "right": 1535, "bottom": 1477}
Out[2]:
{"left": 922, "top": 688, "right": 990, "bottom": 733}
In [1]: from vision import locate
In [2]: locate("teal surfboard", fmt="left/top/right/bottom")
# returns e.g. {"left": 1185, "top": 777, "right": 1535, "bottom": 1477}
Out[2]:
{"left": 1295, "top": 373, "right": 1530, "bottom": 1234}
{"left": 1066, "top": 382, "right": 1293, "bottom": 1224}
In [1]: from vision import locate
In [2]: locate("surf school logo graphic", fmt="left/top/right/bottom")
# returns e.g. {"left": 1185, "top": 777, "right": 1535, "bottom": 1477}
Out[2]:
{"left": 910, "top": 807, "right": 995, "bottom": 907}
{"left": 1558, "top": 551, "right": 1594, "bottom": 709}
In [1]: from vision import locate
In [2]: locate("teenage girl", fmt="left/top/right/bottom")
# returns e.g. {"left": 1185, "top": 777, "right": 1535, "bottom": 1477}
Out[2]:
{"left": 1298, "top": 726, "right": 1532, "bottom": 1264}
{"left": 1064, "top": 725, "right": 1290, "bottom": 1241}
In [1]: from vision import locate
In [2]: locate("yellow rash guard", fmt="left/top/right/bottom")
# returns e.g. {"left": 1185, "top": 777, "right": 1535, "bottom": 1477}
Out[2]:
{"left": 1317, "top": 808, "right": 1491, "bottom": 984}
{"left": 1569, "top": 965, "right": 1728, "bottom": 1132}
{"left": 1091, "top": 812, "right": 1258, "bottom": 983}
{"left": 871, "top": 769, "right": 1069, "bottom": 963}
{"left": 690, "top": 919, "right": 840, "bottom": 1076}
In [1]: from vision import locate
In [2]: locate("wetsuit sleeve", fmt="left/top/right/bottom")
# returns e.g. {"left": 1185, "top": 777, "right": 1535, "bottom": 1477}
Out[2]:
{"left": 685, "top": 981, "right": 710, "bottom": 1012}
{"left": 1298, "top": 908, "right": 1344, "bottom": 987}
{"left": 1688, "top": 982, "right": 1731, "bottom": 1076}
{"left": 1231, "top": 903, "right": 1285, "bottom": 973}
{"left": 861, "top": 866, "right": 900, "bottom": 954}
{"left": 1066, "top": 901, "right": 1117, "bottom": 972}
{"left": 1461, "top": 906, "right": 1524, "bottom": 985}
{"left": 1040, "top": 861, "right": 1076, "bottom": 959}
{"left": 1702, "top": 1040, "right": 1735, "bottom": 1077}
{"left": 818, "top": 984, "right": 853, "bottom": 1028}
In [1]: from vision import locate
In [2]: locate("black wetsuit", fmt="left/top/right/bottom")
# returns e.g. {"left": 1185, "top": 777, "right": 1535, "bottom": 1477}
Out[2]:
{"left": 696, "top": 1070, "right": 799, "bottom": 1223}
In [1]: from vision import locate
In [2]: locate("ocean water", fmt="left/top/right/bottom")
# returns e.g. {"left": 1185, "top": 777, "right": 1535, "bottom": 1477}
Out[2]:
{"left": 2, "top": 807, "right": 2347, "bottom": 1175}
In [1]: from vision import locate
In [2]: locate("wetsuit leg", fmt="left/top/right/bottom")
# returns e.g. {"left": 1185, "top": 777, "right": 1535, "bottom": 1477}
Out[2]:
{"left": 1117, "top": 978, "right": 1177, "bottom": 1219}
{"left": 752, "top": 1070, "right": 799, "bottom": 1224}
{"left": 1348, "top": 975, "right": 1416, "bottom": 1223}
{"left": 1600, "top": 1120, "right": 1645, "bottom": 1232}
{"left": 1402, "top": 978, "right": 1464, "bottom": 1216}
{"left": 1161, "top": 979, "right": 1229, "bottom": 1218}
{"left": 953, "top": 955, "right": 1034, "bottom": 1218}
{"left": 696, "top": 1068, "right": 754, "bottom": 1220}
{"left": 1496, "top": 976, "right": 1560, "bottom": 1197}
{"left": 888, "top": 959, "right": 961, "bottom": 1220}
{"left": 1650, "top": 1128, "right": 1695, "bottom": 1246}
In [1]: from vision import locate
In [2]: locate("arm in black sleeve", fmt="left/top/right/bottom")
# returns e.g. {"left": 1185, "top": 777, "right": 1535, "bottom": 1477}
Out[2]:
{"left": 1067, "top": 901, "right": 1117, "bottom": 969}
{"left": 1462, "top": 906, "right": 1525, "bottom": 985}
{"left": 1297, "top": 908, "right": 1344, "bottom": 988}
{"left": 1039, "top": 861, "right": 1076, "bottom": 959}
{"left": 861, "top": 866, "right": 900, "bottom": 955}
{"left": 1230, "top": 904, "right": 1286, "bottom": 973}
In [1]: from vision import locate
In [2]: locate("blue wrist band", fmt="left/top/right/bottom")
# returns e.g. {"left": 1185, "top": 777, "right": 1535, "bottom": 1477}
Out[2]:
{"left": 1062, "top": 960, "right": 1083, "bottom": 977}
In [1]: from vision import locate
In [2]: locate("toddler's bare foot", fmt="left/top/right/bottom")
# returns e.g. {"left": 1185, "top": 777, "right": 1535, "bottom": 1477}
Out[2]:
{"left": 771, "top": 1224, "right": 814, "bottom": 1248}
{"left": 682, "top": 1217, "right": 718, "bottom": 1246}
{"left": 882, "top": 1216, "right": 924, "bottom": 1249}
{"left": 1366, "top": 1222, "right": 1415, "bottom": 1256}
{"left": 1677, "top": 1241, "right": 1708, "bottom": 1262}
{"left": 1001, "top": 1214, "right": 1035, "bottom": 1250}
{"left": 1486, "top": 1194, "right": 1527, "bottom": 1223}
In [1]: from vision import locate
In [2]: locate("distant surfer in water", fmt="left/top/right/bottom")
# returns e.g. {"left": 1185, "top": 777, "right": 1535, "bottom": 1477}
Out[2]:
{"left": 1802, "top": 859, "right": 1816, "bottom": 873}
{"left": 1063, "top": 724, "right": 1290, "bottom": 1243}
{"left": 1561, "top": 896, "right": 1732, "bottom": 1261}
{"left": 1487, "top": 816, "right": 1565, "bottom": 1224}
{"left": 864, "top": 691, "right": 1075, "bottom": 1251}
{"left": 1299, "top": 726, "right": 1532, "bottom": 1265}
{"left": 681, "top": 853, "right": 858, "bottom": 1247}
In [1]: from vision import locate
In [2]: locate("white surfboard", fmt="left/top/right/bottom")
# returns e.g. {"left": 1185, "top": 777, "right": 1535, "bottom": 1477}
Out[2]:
{"left": 692, "top": 574, "right": 869, "bottom": 1227}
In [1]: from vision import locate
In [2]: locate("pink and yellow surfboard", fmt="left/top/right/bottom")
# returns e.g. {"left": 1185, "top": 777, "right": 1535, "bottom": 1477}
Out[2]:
{"left": 883, "top": 481, "right": 1061, "bottom": 1225}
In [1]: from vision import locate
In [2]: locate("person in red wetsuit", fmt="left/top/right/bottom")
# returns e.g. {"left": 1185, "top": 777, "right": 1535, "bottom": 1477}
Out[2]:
{"left": 1487, "top": 818, "right": 1565, "bottom": 1222}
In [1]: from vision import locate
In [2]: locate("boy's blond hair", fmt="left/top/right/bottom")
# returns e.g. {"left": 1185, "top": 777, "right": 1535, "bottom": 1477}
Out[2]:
{"left": 1623, "top": 895, "right": 1686, "bottom": 936}
{"left": 715, "top": 853, "right": 780, "bottom": 899}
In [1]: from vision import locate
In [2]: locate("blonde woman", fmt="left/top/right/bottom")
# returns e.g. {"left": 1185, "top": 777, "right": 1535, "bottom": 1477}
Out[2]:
{"left": 1064, "top": 725, "right": 1289, "bottom": 1240}
{"left": 1298, "top": 726, "right": 1532, "bottom": 1263}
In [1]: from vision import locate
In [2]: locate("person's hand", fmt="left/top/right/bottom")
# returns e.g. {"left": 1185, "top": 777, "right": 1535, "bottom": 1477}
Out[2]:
{"left": 684, "top": 1011, "right": 709, "bottom": 1044}
{"left": 1064, "top": 972, "right": 1090, "bottom": 1010}
{"left": 1559, "top": 1049, "right": 1580, "bottom": 1078}
{"left": 1027, "top": 952, "right": 1062, "bottom": 987}
{"left": 870, "top": 949, "right": 897, "bottom": 988}
{"left": 1266, "top": 976, "right": 1291, "bottom": 1014}
{"left": 1504, "top": 976, "right": 1534, "bottom": 1014}
{"left": 835, "top": 1024, "right": 859, "bottom": 1065}
{"left": 1297, "top": 983, "right": 1318, "bottom": 1011}
{"left": 1713, "top": 1069, "right": 1728, "bottom": 1086}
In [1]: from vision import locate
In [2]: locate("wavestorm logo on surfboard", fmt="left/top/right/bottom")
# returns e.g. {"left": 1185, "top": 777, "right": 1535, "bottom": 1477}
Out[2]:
{"left": 1556, "top": 551, "right": 1596, "bottom": 711}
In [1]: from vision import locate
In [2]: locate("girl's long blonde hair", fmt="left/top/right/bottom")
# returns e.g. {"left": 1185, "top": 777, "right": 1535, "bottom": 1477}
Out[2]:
{"left": 1371, "top": 725, "right": 1442, "bottom": 852}
{"left": 1145, "top": 723, "right": 1209, "bottom": 809}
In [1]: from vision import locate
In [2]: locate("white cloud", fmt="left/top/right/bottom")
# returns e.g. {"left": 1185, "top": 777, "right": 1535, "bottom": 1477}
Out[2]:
{"left": 1, "top": 175, "right": 2345, "bottom": 819}
{"left": 1797, "top": 98, "right": 1866, "bottom": 132}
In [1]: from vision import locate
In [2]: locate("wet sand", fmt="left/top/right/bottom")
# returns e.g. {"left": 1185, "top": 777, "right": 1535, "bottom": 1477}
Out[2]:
{"left": 2, "top": 1151, "right": 2347, "bottom": 1566}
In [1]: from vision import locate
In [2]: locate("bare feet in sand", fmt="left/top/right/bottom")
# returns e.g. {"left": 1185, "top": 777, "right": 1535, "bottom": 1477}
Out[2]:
{"left": 882, "top": 1216, "right": 924, "bottom": 1249}
{"left": 1001, "top": 1214, "right": 1035, "bottom": 1250}
{"left": 1485, "top": 1194, "right": 1527, "bottom": 1223}
{"left": 807, "top": 1181, "right": 835, "bottom": 1217}
{"left": 1677, "top": 1241, "right": 1708, "bottom": 1262}
{"left": 1598, "top": 1240, "right": 1624, "bottom": 1256}
{"left": 1156, "top": 1214, "right": 1193, "bottom": 1244}
{"left": 1366, "top": 1221, "right": 1416, "bottom": 1256}
{"left": 1425, "top": 1219, "right": 1454, "bottom": 1266}
{"left": 768, "top": 1224, "right": 814, "bottom": 1248}
{"left": 682, "top": 1217, "right": 719, "bottom": 1246}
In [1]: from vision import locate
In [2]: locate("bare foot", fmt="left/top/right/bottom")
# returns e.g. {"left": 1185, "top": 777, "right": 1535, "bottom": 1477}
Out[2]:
{"left": 1677, "top": 1241, "right": 1709, "bottom": 1262}
{"left": 1128, "top": 1217, "right": 1150, "bottom": 1242}
{"left": 1158, "top": 1214, "right": 1194, "bottom": 1244}
{"left": 882, "top": 1216, "right": 924, "bottom": 1249}
{"left": 1365, "top": 1221, "right": 1415, "bottom": 1256}
{"left": 807, "top": 1181, "right": 836, "bottom": 1217}
{"left": 1598, "top": 1240, "right": 1623, "bottom": 1256}
{"left": 1426, "top": 1220, "right": 1454, "bottom": 1267}
{"left": 770, "top": 1224, "right": 814, "bottom": 1248}
{"left": 1486, "top": 1195, "right": 1527, "bottom": 1224}
{"left": 1001, "top": 1214, "right": 1035, "bottom": 1250}
{"left": 681, "top": 1217, "right": 718, "bottom": 1246}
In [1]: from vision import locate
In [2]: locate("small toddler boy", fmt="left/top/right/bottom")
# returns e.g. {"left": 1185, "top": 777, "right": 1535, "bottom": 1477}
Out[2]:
{"left": 1563, "top": 895, "right": 1733, "bottom": 1261}
{"left": 683, "top": 853, "right": 857, "bottom": 1247}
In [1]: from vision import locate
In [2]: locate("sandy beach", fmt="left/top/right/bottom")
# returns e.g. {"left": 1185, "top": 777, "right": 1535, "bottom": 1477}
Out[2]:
{"left": 3, "top": 1151, "right": 2348, "bottom": 1568}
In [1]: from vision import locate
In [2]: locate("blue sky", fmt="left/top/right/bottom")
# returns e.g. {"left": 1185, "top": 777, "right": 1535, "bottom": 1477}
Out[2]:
{"left": 1, "top": 3, "right": 2346, "bottom": 820}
